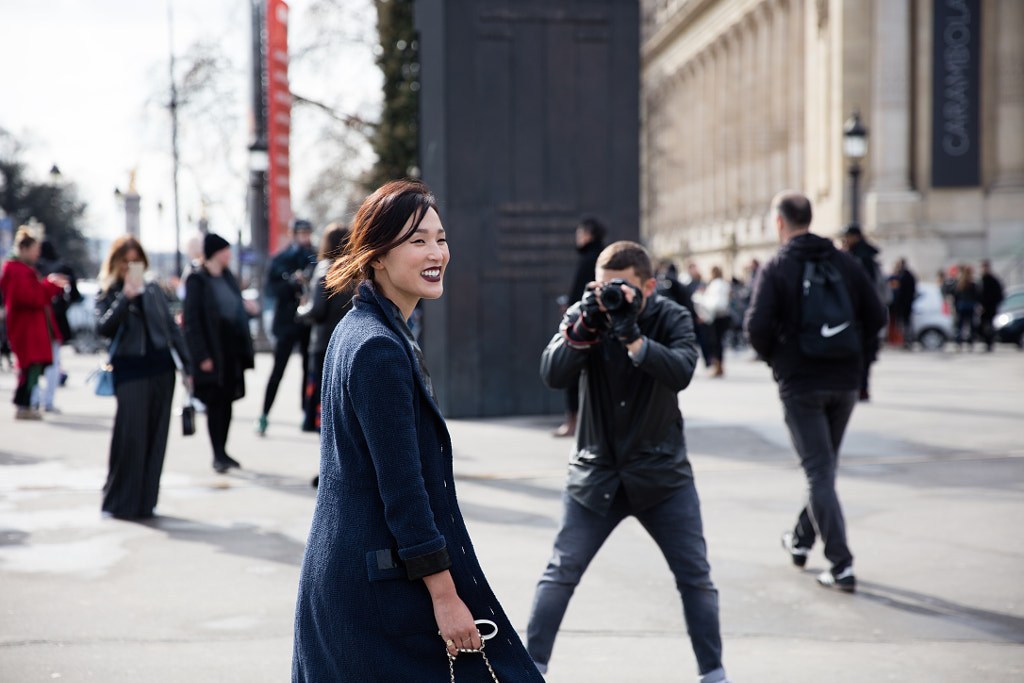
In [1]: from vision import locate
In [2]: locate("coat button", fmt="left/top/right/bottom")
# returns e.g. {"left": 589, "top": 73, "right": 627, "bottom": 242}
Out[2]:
{"left": 620, "top": 401, "right": 626, "bottom": 407}
{"left": 604, "top": 493, "right": 611, "bottom": 500}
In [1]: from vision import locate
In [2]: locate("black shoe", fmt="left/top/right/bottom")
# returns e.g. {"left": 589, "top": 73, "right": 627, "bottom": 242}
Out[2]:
{"left": 221, "top": 454, "right": 241, "bottom": 469}
{"left": 213, "top": 460, "right": 229, "bottom": 474}
{"left": 781, "top": 532, "right": 810, "bottom": 567}
{"left": 817, "top": 566, "right": 856, "bottom": 592}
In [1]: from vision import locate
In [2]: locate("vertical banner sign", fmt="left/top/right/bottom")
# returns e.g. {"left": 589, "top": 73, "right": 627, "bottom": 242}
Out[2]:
{"left": 266, "top": 0, "right": 291, "bottom": 252}
{"left": 931, "top": 0, "right": 981, "bottom": 187}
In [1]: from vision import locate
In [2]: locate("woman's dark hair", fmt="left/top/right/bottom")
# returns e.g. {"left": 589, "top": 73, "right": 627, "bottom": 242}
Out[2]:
{"left": 319, "top": 222, "right": 351, "bottom": 261}
{"left": 578, "top": 216, "right": 608, "bottom": 245}
{"left": 325, "top": 179, "right": 438, "bottom": 295}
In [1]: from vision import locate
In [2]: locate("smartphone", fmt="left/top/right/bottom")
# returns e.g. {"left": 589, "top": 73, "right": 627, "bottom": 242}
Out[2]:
{"left": 127, "top": 262, "right": 145, "bottom": 288}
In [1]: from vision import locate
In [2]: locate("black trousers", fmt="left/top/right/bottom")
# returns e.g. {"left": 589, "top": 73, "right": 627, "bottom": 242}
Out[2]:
{"left": 103, "top": 371, "right": 175, "bottom": 519}
{"left": 781, "top": 389, "right": 857, "bottom": 573}
{"left": 202, "top": 384, "right": 235, "bottom": 462}
{"left": 13, "top": 364, "right": 44, "bottom": 408}
{"left": 262, "top": 326, "right": 310, "bottom": 416}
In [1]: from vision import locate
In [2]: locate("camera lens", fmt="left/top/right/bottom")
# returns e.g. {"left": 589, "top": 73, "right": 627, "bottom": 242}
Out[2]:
{"left": 599, "top": 286, "right": 624, "bottom": 312}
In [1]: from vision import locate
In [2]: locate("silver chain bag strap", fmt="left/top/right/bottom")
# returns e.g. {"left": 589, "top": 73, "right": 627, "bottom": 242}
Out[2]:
{"left": 443, "top": 619, "right": 500, "bottom": 683}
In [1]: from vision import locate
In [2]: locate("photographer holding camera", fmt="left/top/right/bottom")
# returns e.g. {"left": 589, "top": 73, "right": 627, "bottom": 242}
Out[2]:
{"left": 527, "top": 241, "right": 731, "bottom": 683}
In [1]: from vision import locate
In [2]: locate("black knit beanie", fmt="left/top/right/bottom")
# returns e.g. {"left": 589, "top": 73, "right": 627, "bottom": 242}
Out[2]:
{"left": 203, "top": 233, "right": 230, "bottom": 260}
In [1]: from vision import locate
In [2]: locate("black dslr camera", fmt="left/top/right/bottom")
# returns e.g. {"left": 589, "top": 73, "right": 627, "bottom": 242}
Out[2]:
{"left": 598, "top": 279, "right": 641, "bottom": 313}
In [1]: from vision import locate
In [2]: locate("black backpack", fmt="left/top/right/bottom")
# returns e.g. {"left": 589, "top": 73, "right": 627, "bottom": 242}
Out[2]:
{"left": 799, "top": 258, "right": 861, "bottom": 359}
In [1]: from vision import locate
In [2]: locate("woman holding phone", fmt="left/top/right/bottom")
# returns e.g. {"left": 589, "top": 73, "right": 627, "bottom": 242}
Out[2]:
{"left": 96, "top": 235, "right": 192, "bottom": 519}
{"left": 292, "top": 181, "right": 544, "bottom": 681}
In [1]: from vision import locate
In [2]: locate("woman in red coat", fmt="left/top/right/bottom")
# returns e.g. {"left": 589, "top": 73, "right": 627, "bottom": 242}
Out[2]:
{"left": 0, "top": 227, "right": 67, "bottom": 419}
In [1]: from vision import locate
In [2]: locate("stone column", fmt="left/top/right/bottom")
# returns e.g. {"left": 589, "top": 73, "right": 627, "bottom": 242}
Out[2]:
{"left": 869, "top": 0, "right": 912, "bottom": 191}
{"left": 864, "top": 0, "right": 920, "bottom": 239}
{"left": 788, "top": 0, "right": 805, "bottom": 191}
{"left": 992, "top": 0, "right": 1024, "bottom": 189}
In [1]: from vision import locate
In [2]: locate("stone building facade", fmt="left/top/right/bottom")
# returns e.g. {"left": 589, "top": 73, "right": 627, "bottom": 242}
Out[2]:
{"left": 641, "top": 0, "right": 1024, "bottom": 285}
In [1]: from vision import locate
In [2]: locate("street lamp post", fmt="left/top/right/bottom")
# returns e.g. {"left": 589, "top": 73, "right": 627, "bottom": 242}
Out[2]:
{"left": 842, "top": 110, "right": 869, "bottom": 230}
{"left": 248, "top": 144, "right": 270, "bottom": 349}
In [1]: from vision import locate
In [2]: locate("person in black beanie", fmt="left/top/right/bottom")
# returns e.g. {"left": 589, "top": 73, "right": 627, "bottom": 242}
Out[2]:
{"left": 183, "top": 233, "right": 259, "bottom": 473}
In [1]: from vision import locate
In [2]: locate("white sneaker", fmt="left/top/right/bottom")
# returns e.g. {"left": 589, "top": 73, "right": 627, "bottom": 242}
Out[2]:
{"left": 817, "top": 566, "right": 856, "bottom": 592}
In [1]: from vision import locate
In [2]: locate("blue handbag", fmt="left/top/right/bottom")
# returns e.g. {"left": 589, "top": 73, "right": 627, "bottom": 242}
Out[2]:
{"left": 90, "top": 327, "right": 123, "bottom": 397}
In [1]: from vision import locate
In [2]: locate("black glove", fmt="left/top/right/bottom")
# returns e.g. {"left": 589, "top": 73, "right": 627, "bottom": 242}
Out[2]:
{"left": 564, "top": 290, "right": 608, "bottom": 348}
{"left": 579, "top": 289, "right": 609, "bottom": 332}
{"left": 607, "top": 286, "right": 643, "bottom": 344}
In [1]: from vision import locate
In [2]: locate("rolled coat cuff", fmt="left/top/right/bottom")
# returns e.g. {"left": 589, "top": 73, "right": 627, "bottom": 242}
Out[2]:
{"left": 398, "top": 536, "right": 452, "bottom": 580}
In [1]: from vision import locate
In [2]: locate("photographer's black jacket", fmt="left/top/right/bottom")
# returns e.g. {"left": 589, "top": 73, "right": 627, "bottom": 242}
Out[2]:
{"left": 541, "top": 293, "right": 700, "bottom": 515}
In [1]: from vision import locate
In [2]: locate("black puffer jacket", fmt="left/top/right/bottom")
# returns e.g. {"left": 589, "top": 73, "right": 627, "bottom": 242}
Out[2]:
{"left": 744, "top": 233, "right": 887, "bottom": 397}
{"left": 540, "top": 293, "right": 699, "bottom": 516}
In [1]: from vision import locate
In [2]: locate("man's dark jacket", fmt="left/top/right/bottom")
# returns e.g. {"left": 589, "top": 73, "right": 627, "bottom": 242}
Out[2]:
{"left": 744, "top": 233, "right": 887, "bottom": 397}
{"left": 266, "top": 243, "right": 316, "bottom": 338}
{"left": 540, "top": 293, "right": 699, "bottom": 516}
{"left": 980, "top": 273, "right": 1004, "bottom": 315}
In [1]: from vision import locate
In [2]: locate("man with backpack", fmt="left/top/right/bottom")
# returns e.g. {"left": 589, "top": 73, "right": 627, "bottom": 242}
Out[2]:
{"left": 743, "top": 191, "right": 886, "bottom": 592}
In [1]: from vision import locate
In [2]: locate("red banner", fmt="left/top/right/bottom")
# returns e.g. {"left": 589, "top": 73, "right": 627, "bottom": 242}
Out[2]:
{"left": 266, "top": 0, "right": 291, "bottom": 254}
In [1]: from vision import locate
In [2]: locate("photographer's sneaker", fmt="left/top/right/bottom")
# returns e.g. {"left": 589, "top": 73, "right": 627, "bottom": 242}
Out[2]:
{"left": 817, "top": 566, "right": 856, "bottom": 593}
{"left": 780, "top": 532, "right": 809, "bottom": 568}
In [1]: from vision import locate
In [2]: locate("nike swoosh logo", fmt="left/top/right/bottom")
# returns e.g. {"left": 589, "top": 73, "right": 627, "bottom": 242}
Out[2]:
{"left": 820, "top": 322, "right": 851, "bottom": 338}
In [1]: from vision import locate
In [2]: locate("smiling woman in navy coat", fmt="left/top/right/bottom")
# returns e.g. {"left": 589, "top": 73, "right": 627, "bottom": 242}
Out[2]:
{"left": 292, "top": 180, "right": 545, "bottom": 682}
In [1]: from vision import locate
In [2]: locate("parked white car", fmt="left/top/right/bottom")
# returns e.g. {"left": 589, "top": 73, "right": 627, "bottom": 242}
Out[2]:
{"left": 911, "top": 281, "right": 955, "bottom": 350}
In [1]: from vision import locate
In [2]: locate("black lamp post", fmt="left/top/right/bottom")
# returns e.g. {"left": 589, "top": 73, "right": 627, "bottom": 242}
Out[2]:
{"left": 842, "top": 110, "right": 868, "bottom": 230}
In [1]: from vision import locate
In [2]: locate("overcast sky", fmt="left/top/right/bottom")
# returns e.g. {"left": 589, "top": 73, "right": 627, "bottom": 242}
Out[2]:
{"left": 0, "top": 0, "right": 378, "bottom": 256}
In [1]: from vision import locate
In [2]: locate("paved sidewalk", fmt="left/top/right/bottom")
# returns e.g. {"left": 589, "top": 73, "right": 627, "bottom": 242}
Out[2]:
{"left": 0, "top": 345, "right": 1022, "bottom": 681}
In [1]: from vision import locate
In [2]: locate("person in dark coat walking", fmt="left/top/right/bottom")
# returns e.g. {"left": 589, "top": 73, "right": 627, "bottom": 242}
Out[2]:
{"left": 951, "top": 265, "right": 980, "bottom": 350}
{"left": 744, "top": 192, "right": 886, "bottom": 592}
{"left": 840, "top": 225, "right": 886, "bottom": 398}
{"left": 978, "top": 260, "right": 1004, "bottom": 351}
{"left": 182, "top": 234, "right": 258, "bottom": 473}
{"left": 527, "top": 241, "right": 730, "bottom": 683}
{"left": 255, "top": 219, "right": 317, "bottom": 436}
{"left": 292, "top": 180, "right": 545, "bottom": 682}
{"left": 295, "top": 222, "right": 353, "bottom": 432}
{"left": 553, "top": 216, "right": 607, "bottom": 437}
{"left": 0, "top": 227, "right": 66, "bottom": 419}
{"left": 95, "top": 235, "right": 192, "bottom": 519}
{"left": 891, "top": 258, "right": 917, "bottom": 349}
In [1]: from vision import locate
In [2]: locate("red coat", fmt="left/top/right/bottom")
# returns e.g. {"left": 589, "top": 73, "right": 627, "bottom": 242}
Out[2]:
{"left": 0, "top": 258, "right": 63, "bottom": 367}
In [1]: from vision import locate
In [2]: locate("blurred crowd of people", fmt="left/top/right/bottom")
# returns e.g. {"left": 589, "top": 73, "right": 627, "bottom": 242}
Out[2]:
{"left": 2, "top": 218, "right": 353, "bottom": 519}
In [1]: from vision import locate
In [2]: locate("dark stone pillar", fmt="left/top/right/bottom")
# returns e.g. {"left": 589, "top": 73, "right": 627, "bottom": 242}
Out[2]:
{"left": 417, "top": 0, "right": 639, "bottom": 417}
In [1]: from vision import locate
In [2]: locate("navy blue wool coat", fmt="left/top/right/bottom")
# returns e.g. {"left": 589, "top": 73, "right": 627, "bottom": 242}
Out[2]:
{"left": 293, "top": 282, "right": 545, "bottom": 682}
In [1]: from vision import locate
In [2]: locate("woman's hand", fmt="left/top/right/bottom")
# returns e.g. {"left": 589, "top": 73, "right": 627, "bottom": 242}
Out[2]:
{"left": 423, "top": 570, "right": 481, "bottom": 657}
{"left": 199, "top": 359, "right": 214, "bottom": 373}
{"left": 46, "top": 273, "right": 69, "bottom": 289}
{"left": 122, "top": 280, "right": 144, "bottom": 299}
{"left": 243, "top": 298, "right": 261, "bottom": 316}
